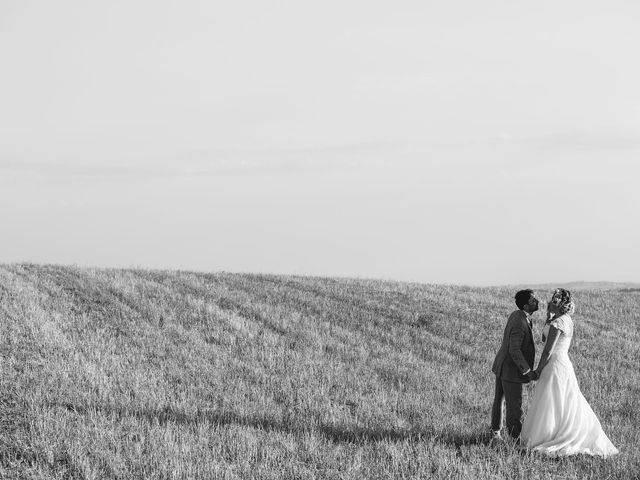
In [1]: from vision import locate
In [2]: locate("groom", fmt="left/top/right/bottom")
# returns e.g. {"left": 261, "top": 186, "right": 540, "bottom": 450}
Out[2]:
{"left": 490, "top": 289, "right": 539, "bottom": 440}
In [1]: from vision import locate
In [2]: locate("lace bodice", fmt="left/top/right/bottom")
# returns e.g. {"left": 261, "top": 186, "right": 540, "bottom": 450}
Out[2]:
{"left": 542, "top": 314, "right": 573, "bottom": 356}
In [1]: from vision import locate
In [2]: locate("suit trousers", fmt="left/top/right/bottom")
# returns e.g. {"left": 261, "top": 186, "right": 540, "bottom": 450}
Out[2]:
{"left": 491, "top": 375, "right": 523, "bottom": 438}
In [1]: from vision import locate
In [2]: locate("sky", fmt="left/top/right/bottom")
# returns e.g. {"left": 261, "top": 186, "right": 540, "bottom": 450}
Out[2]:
{"left": 1, "top": 0, "right": 639, "bottom": 285}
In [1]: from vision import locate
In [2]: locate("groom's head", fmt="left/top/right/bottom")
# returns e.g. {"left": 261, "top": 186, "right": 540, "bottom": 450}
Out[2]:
{"left": 515, "top": 289, "right": 539, "bottom": 313}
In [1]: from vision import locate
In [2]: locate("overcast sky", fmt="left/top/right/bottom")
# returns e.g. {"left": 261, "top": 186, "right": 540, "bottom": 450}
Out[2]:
{"left": 1, "top": 0, "right": 639, "bottom": 285}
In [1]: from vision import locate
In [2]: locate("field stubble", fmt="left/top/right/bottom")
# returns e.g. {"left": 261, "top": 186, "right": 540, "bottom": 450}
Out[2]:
{"left": 0, "top": 264, "right": 638, "bottom": 479}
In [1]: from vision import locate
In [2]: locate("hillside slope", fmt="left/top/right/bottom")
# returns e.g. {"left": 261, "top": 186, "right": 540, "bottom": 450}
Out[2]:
{"left": 1, "top": 264, "right": 638, "bottom": 479}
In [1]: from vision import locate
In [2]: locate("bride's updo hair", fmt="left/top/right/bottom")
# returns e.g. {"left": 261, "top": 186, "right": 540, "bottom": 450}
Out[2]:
{"left": 550, "top": 288, "right": 575, "bottom": 315}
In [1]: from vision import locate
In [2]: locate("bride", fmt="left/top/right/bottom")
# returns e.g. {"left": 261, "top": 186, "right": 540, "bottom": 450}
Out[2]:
{"left": 521, "top": 288, "right": 619, "bottom": 457}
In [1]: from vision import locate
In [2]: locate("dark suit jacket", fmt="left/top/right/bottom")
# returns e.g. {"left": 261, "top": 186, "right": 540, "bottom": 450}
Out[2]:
{"left": 491, "top": 309, "right": 535, "bottom": 383}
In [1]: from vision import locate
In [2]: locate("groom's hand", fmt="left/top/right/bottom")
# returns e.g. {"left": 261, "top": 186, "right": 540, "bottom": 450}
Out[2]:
{"left": 527, "top": 370, "right": 539, "bottom": 381}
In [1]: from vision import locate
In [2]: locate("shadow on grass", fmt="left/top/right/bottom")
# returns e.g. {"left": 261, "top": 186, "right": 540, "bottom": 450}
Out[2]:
{"left": 321, "top": 423, "right": 493, "bottom": 447}
{"left": 53, "top": 402, "right": 493, "bottom": 449}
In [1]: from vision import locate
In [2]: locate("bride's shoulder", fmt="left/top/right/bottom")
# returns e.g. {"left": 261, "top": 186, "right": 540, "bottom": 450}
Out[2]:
{"left": 551, "top": 314, "right": 573, "bottom": 332}
{"left": 560, "top": 313, "right": 573, "bottom": 324}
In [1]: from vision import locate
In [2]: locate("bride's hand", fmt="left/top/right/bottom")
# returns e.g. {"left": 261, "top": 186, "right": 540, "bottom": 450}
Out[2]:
{"left": 546, "top": 302, "right": 555, "bottom": 321}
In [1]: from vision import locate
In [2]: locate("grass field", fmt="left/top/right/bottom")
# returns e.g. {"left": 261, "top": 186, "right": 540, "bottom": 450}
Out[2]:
{"left": 1, "top": 264, "right": 638, "bottom": 479}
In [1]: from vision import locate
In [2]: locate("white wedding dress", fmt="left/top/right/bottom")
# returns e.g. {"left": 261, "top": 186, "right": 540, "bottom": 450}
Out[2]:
{"left": 521, "top": 314, "right": 619, "bottom": 457}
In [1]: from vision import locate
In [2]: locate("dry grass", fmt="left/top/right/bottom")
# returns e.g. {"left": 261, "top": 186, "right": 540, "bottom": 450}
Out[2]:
{"left": 1, "top": 264, "right": 638, "bottom": 479}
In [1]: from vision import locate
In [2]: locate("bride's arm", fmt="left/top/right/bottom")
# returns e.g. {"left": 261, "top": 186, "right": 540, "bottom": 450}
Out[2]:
{"left": 542, "top": 304, "right": 555, "bottom": 343}
{"left": 535, "top": 325, "right": 560, "bottom": 375}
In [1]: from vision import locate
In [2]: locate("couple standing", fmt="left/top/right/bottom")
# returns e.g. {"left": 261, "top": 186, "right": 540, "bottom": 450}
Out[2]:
{"left": 490, "top": 288, "right": 619, "bottom": 457}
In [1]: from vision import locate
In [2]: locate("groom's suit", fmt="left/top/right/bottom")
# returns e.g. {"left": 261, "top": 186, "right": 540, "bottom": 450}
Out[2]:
{"left": 491, "top": 309, "right": 536, "bottom": 438}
